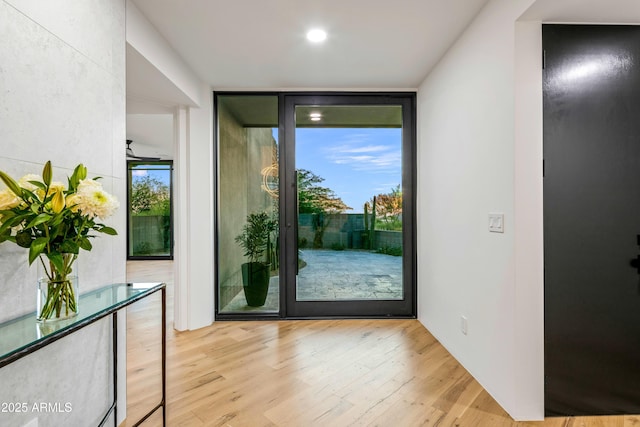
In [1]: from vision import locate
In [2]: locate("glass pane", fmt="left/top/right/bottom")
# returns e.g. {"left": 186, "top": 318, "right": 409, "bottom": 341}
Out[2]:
{"left": 295, "top": 105, "right": 403, "bottom": 301}
{"left": 217, "top": 95, "right": 280, "bottom": 314}
{"left": 128, "top": 162, "right": 173, "bottom": 258}
{"left": 1, "top": 283, "right": 164, "bottom": 362}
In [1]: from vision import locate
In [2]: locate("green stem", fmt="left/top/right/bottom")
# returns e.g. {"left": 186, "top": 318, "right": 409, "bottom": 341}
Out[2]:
{"left": 38, "top": 256, "right": 53, "bottom": 281}
{"left": 38, "top": 279, "right": 77, "bottom": 320}
{"left": 37, "top": 255, "right": 78, "bottom": 320}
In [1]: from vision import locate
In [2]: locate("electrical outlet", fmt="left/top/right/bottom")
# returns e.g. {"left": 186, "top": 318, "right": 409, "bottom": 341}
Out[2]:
{"left": 461, "top": 315, "right": 468, "bottom": 335}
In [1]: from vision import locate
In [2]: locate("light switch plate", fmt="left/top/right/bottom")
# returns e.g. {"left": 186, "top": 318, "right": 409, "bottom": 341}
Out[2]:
{"left": 488, "top": 213, "right": 504, "bottom": 233}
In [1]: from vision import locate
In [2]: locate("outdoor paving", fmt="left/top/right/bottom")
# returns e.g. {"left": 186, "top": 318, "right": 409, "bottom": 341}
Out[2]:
{"left": 297, "top": 249, "right": 403, "bottom": 300}
{"left": 220, "top": 249, "right": 403, "bottom": 313}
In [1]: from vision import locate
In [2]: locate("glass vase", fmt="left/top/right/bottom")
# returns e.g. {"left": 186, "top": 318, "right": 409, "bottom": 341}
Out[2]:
{"left": 37, "top": 275, "right": 79, "bottom": 322}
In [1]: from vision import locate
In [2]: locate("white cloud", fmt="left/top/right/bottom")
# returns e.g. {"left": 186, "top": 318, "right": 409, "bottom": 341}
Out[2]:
{"left": 336, "top": 145, "right": 390, "bottom": 154}
{"left": 325, "top": 135, "right": 401, "bottom": 173}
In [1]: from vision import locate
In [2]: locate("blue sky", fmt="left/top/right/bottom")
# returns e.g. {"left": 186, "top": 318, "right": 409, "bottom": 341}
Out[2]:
{"left": 294, "top": 128, "right": 402, "bottom": 213}
{"left": 130, "top": 129, "right": 402, "bottom": 215}
{"left": 130, "top": 164, "right": 171, "bottom": 187}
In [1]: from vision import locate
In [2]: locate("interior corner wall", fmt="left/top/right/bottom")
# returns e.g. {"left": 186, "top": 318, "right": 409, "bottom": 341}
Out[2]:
{"left": 125, "top": 0, "right": 201, "bottom": 106}
{"left": 0, "top": 0, "right": 126, "bottom": 425}
{"left": 173, "top": 85, "right": 214, "bottom": 331}
{"left": 416, "top": 0, "right": 542, "bottom": 420}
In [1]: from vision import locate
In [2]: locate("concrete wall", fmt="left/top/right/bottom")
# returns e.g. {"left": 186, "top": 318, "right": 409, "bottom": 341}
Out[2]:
{"left": 297, "top": 214, "right": 402, "bottom": 250}
{"left": 374, "top": 230, "right": 402, "bottom": 250}
{"left": 0, "top": 0, "right": 126, "bottom": 425}
{"left": 298, "top": 213, "right": 361, "bottom": 249}
{"left": 218, "top": 105, "right": 249, "bottom": 305}
{"left": 416, "top": 0, "right": 542, "bottom": 420}
{"left": 217, "top": 103, "right": 277, "bottom": 309}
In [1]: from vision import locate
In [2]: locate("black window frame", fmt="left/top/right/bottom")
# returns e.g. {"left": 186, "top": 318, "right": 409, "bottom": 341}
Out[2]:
{"left": 126, "top": 160, "right": 174, "bottom": 261}
{"left": 214, "top": 92, "right": 416, "bottom": 320}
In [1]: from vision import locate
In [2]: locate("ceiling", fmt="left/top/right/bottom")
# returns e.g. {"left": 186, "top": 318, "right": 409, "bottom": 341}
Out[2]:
{"left": 125, "top": 0, "right": 640, "bottom": 159}
{"left": 130, "top": 0, "right": 490, "bottom": 90}
{"left": 127, "top": 114, "right": 174, "bottom": 159}
{"left": 126, "top": 44, "right": 196, "bottom": 114}
{"left": 520, "top": 0, "right": 640, "bottom": 22}
{"left": 219, "top": 95, "right": 403, "bottom": 127}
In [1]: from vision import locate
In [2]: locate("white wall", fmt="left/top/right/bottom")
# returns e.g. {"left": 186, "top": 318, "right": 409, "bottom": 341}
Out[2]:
{"left": 0, "top": 0, "right": 126, "bottom": 425}
{"left": 416, "top": 0, "right": 542, "bottom": 420}
{"left": 126, "top": 0, "right": 201, "bottom": 107}
{"left": 173, "top": 88, "right": 214, "bottom": 331}
{"left": 126, "top": 1, "right": 214, "bottom": 331}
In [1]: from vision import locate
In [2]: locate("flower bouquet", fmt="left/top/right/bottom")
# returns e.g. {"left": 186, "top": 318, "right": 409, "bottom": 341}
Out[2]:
{"left": 0, "top": 161, "right": 118, "bottom": 321}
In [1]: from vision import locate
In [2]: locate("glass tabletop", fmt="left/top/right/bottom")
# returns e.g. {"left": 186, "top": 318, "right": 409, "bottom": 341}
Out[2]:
{"left": 0, "top": 282, "right": 164, "bottom": 365}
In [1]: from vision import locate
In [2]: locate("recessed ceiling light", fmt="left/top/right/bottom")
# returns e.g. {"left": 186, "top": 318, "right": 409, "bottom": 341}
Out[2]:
{"left": 306, "top": 29, "right": 327, "bottom": 43}
{"left": 309, "top": 112, "right": 322, "bottom": 121}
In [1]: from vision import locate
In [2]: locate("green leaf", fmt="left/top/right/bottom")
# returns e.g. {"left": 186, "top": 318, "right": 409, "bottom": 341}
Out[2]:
{"left": 0, "top": 210, "right": 16, "bottom": 220}
{"left": 50, "top": 213, "right": 65, "bottom": 227}
{"left": 0, "top": 213, "right": 27, "bottom": 234}
{"left": 28, "top": 237, "right": 48, "bottom": 264}
{"left": 15, "top": 231, "right": 32, "bottom": 248}
{"left": 28, "top": 180, "right": 46, "bottom": 190}
{"left": 99, "top": 226, "right": 118, "bottom": 236}
{"left": 0, "top": 222, "right": 12, "bottom": 235}
{"left": 59, "top": 240, "right": 79, "bottom": 254}
{"left": 23, "top": 189, "right": 39, "bottom": 203}
{"left": 42, "top": 161, "right": 52, "bottom": 186}
{"left": 25, "top": 213, "right": 52, "bottom": 229}
{"left": 0, "top": 227, "right": 11, "bottom": 242}
{"left": 45, "top": 252, "right": 65, "bottom": 273}
{"left": 0, "top": 170, "right": 23, "bottom": 197}
{"left": 11, "top": 213, "right": 31, "bottom": 224}
{"left": 79, "top": 238, "right": 92, "bottom": 251}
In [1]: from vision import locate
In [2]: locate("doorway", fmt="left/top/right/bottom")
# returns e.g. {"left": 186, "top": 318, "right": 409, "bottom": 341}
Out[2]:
{"left": 543, "top": 24, "right": 640, "bottom": 415}
{"left": 215, "top": 93, "right": 416, "bottom": 318}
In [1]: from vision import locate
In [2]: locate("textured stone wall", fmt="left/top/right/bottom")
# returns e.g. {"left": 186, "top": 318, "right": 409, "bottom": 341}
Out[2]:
{"left": 0, "top": 0, "right": 126, "bottom": 425}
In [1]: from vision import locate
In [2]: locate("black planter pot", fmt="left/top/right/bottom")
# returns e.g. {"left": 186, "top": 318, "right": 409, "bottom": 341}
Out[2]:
{"left": 241, "top": 262, "right": 270, "bottom": 307}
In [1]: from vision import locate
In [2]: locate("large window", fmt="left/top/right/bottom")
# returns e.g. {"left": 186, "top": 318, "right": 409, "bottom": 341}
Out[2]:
{"left": 127, "top": 161, "right": 173, "bottom": 259}
{"left": 216, "top": 95, "right": 280, "bottom": 314}
{"left": 215, "top": 93, "right": 415, "bottom": 319}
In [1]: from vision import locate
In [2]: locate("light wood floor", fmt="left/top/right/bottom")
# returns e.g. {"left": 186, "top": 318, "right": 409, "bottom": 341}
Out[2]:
{"left": 123, "top": 261, "right": 639, "bottom": 427}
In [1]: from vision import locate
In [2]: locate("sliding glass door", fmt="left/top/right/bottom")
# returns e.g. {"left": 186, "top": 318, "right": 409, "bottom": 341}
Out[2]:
{"left": 283, "top": 94, "right": 415, "bottom": 317}
{"left": 215, "top": 93, "right": 415, "bottom": 318}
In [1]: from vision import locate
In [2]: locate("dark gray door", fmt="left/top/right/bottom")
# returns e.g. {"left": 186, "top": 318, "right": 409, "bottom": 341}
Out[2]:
{"left": 282, "top": 93, "right": 416, "bottom": 318}
{"left": 544, "top": 24, "right": 640, "bottom": 416}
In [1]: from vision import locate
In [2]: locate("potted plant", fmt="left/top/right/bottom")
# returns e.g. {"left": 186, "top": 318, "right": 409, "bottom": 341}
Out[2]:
{"left": 234, "top": 212, "right": 277, "bottom": 307}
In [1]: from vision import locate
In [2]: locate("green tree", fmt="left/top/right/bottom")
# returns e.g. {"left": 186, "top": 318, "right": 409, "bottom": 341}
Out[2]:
{"left": 374, "top": 185, "right": 402, "bottom": 231}
{"left": 131, "top": 175, "right": 170, "bottom": 215}
{"left": 297, "top": 169, "right": 350, "bottom": 214}
{"left": 297, "top": 169, "right": 351, "bottom": 248}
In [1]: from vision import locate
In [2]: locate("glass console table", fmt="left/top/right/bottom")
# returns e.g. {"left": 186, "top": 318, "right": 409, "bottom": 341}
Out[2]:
{"left": 0, "top": 282, "right": 166, "bottom": 427}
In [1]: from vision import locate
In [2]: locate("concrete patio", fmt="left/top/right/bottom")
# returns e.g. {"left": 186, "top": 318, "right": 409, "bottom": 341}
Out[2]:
{"left": 220, "top": 249, "right": 403, "bottom": 313}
